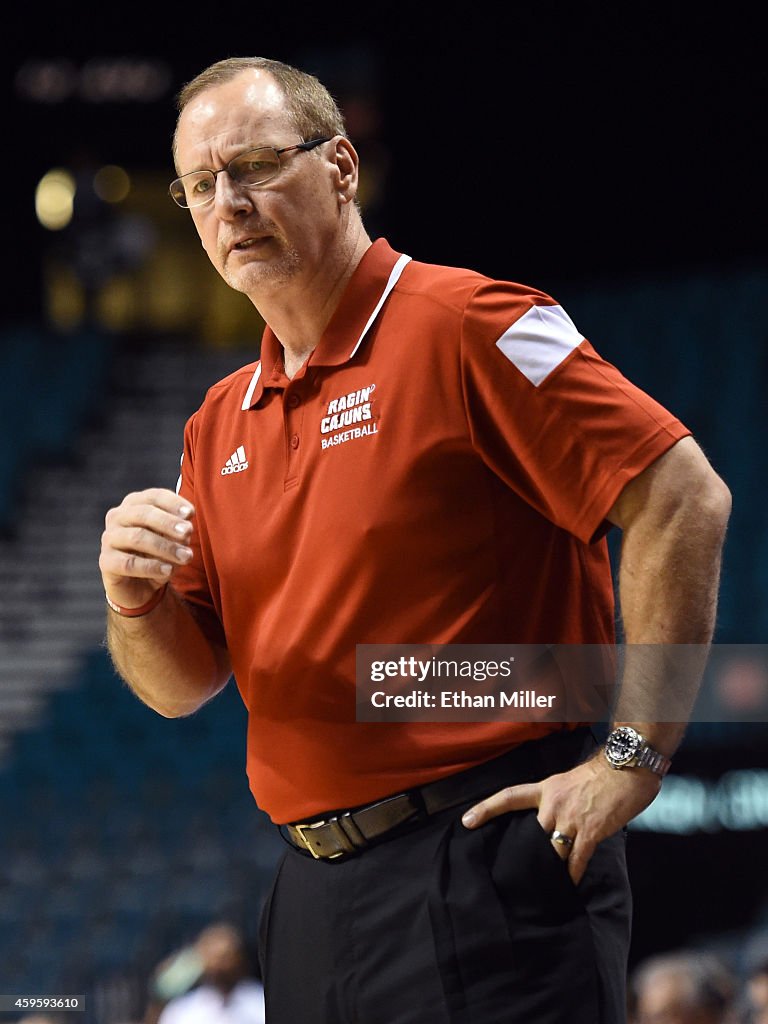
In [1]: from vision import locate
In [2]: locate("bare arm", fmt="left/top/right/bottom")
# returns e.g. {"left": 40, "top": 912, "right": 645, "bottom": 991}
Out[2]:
{"left": 463, "top": 436, "right": 731, "bottom": 881}
{"left": 608, "top": 434, "right": 731, "bottom": 748}
{"left": 100, "top": 488, "right": 232, "bottom": 718}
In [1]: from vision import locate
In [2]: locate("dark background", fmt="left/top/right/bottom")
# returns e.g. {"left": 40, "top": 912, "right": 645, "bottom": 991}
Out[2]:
{"left": 5, "top": 3, "right": 766, "bottom": 318}
{"left": 2, "top": 0, "right": 767, "bottom": 996}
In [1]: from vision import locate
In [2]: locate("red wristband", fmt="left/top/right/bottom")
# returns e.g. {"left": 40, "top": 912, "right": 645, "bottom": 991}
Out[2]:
{"left": 106, "top": 584, "right": 168, "bottom": 618}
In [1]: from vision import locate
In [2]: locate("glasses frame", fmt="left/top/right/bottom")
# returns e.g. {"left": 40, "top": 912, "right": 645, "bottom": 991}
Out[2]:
{"left": 169, "top": 137, "right": 331, "bottom": 208}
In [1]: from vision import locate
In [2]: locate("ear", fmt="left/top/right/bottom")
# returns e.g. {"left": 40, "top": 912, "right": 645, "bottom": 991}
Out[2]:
{"left": 331, "top": 136, "right": 359, "bottom": 204}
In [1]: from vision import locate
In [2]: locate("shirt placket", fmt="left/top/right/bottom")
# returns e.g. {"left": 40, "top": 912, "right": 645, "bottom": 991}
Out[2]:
{"left": 283, "top": 383, "right": 305, "bottom": 489}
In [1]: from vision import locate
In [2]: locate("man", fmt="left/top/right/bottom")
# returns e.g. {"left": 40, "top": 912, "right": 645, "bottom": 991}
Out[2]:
{"left": 630, "top": 951, "right": 736, "bottom": 1024}
{"left": 155, "top": 923, "right": 265, "bottom": 1024}
{"left": 744, "top": 936, "right": 768, "bottom": 1024}
{"left": 99, "top": 57, "right": 731, "bottom": 1023}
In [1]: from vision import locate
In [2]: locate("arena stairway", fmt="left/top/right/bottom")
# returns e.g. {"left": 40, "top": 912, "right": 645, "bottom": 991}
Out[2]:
{"left": 0, "top": 335, "right": 277, "bottom": 1014}
{"left": 0, "top": 647, "right": 282, "bottom": 1009}
{"left": 0, "top": 338, "right": 251, "bottom": 764}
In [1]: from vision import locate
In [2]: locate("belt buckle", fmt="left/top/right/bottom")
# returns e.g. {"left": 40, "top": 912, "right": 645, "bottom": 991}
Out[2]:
{"left": 295, "top": 818, "right": 350, "bottom": 860}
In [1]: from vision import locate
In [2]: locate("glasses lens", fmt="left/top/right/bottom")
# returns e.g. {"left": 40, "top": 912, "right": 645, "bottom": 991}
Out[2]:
{"left": 170, "top": 172, "right": 216, "bottom": 208}
{"left": 229, "top": 148, "right": 281, "bottom": 187}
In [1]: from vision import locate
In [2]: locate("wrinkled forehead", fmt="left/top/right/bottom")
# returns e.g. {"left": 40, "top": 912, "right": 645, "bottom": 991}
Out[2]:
{"left": 176, "top": 69, "right": 295, "bottom": 167}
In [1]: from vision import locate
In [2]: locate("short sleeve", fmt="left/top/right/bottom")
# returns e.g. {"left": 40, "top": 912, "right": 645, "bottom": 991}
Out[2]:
{"left": 170, "top": 411, "right": 227, "bottom": 649}
{"left": 460, "top": 281, "right": 691, "bottom": 543}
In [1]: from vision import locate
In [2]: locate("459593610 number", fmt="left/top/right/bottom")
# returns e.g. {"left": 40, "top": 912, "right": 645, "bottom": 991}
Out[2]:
{"left": 0, "top": 995, "right": 83, "bottom": 1012}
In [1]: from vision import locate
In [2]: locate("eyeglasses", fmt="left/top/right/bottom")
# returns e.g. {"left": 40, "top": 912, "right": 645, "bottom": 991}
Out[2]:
{"left": 169, "top": 138, "right": 331, "bottom": 208}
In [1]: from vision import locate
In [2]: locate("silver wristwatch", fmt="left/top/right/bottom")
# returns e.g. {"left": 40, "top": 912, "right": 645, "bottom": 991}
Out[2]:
{"left": 604, "top": 726, "right": 671, "bottom": 777}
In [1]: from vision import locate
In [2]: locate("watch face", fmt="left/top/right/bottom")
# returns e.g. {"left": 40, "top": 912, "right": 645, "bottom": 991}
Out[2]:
{"left": 606, "top": 727, "right": 641, "bottom": 766}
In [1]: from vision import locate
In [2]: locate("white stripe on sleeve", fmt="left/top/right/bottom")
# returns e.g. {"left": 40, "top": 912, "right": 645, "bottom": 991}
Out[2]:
{"left": 494, "top": 304, "right": 584, "bottom": 386}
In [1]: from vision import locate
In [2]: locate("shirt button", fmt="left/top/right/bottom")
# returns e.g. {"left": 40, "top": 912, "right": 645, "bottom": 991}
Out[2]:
{"left": 287, "top": 393, "right": 300, "bottom": 408}
{"left": 290, "top": 434, "right": 300, "bottom": 449}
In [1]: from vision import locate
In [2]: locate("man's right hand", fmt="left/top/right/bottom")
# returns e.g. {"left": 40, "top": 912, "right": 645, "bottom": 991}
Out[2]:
{"left": 99, "top": 488, "right": 196, "bottom": 611}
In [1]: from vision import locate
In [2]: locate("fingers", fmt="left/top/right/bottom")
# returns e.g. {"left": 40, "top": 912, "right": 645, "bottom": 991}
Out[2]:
{"left": 460, "top": 765, "right": 601, "bottom": 886}
{"left": 100, "top": 489, "right": 196, "bottom": 592}
{"left": 461, "top": 781, "right": 542, "bottom": 828}
{"left": 537, "top": 801, "right": 589, "bottom": 884}
{"left": 103, "top": 528, "right": 193, "bottom": 578}
{"left": 563, "top": 837, "right": 595, "bottom": 885}
{"left": 111, "top": 487, "right": 195, "bottom": 528}
{"left": 548, "top": 828, "right": 575, "bottom": 861}
{"left": 462, "top": 759, "right": 639, "bottom": 887}
{"left": 546, "top": 825, "right": 595, "bottom": 885}
{"left": 534, "top": 782, "right": 600, "bottom": 885}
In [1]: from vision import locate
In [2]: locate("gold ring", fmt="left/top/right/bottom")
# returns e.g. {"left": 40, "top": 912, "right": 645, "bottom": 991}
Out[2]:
{"left": 550, "top": 830, "right": 574, "bottom": 847}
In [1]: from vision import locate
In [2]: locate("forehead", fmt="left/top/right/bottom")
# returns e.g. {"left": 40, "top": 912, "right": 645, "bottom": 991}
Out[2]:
{"left": 176, "top": 69, "right": 295, "bottom": 167}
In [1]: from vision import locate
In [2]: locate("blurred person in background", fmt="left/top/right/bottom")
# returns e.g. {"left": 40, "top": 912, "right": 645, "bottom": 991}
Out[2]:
{"left": 13, "top": 1017, "right": 64, "bottom": 1024}
{"left": 743, "top": 941, "right": 768, "bottom": 1024}
{"left": 100, "top": 56, "right": 731, "bottom": 1023}
{"left": 151, "top": 922, "right": 264, "bottom": 1024}
{"left": 631, "top": 951, "right": 736, "bottom": 1024}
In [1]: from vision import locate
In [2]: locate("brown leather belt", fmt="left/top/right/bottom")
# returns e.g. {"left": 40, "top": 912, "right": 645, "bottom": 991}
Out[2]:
{"left": 282, "top": 726, "right": 593, "bottom": 861}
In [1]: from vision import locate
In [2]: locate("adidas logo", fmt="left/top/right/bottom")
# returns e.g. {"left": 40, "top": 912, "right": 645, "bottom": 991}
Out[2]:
{"left": 221, "top": 445, "right": 249, "bottom": 475}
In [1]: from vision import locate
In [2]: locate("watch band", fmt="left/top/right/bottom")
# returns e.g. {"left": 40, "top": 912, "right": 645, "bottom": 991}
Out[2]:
{"left": 635, "top": 745, "right": 672, "bottom": 777}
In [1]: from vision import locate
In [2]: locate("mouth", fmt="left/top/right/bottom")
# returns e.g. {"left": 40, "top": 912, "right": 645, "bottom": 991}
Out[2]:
{"left": 229, "top": 235, "right": 271, "bottom": 253}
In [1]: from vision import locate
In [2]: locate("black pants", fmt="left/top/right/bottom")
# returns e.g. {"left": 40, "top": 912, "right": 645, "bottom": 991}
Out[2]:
{"left": 259, "top": 730, "right": 632, "bottom": 1023}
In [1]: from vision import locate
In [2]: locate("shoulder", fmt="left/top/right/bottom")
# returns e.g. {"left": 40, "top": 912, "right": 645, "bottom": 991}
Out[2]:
{"left": 395, "top": 256, "right": 557, "bottom": 326}
{"left": 398, "top": 258, "right": 486, "bottom": 303}
{"left": 157, "top": 986, "right": 211, "bottom": 1023}
{"left": 204, "top": 361, "right": 261, "bottom": 406}
{"left": 233, "top": 980, "right": 266, "bottom": 1002}
{"left": 185, "top": 361, "right": 259, "bottom": 434}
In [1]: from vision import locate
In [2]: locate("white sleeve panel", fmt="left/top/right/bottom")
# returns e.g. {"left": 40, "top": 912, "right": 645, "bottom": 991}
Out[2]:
{"left": 494, "top": 304, "right": 584, "bottom": 386}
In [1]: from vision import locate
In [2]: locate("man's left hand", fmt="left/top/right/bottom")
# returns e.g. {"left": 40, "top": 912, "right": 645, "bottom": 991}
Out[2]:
{"left": 461, "top": 754, "right": 662, "bottom": 884}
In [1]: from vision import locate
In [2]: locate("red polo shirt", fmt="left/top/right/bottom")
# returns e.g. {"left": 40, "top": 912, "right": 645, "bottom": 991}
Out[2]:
{"left": 173, "top": 239, "right": 689, "bottom": 822}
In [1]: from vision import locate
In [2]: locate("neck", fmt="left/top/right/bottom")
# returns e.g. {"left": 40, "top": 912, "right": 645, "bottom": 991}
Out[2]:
{"left": 251, "top": 220, "right": 372, "bottom": 379}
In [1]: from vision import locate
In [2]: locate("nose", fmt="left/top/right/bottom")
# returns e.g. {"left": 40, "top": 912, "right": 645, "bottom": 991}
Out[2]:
{"left": 213, "top": 169, "right": 253, "bottom": 219}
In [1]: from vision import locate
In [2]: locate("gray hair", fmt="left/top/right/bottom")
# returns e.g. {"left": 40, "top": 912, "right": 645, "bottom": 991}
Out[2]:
{"left": 173, "top": 56, "right": 346, "bottom": 162}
